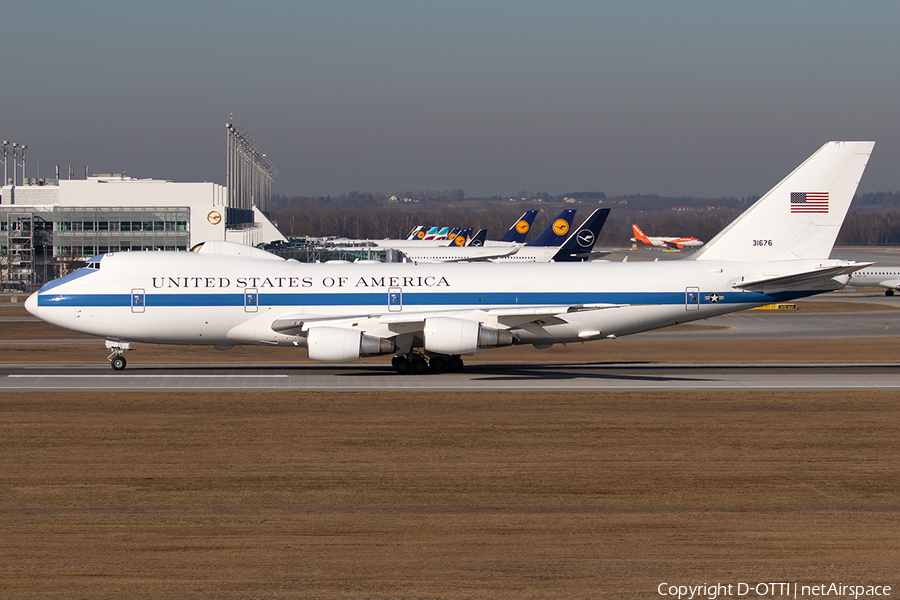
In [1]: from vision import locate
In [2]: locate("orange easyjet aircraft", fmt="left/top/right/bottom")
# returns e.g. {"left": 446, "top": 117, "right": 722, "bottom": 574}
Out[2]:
{"left": 631, "top": 224, "right": 703, "bottom": 249}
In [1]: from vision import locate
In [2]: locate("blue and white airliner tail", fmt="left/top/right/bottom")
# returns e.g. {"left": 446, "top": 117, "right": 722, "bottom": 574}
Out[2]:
{"left": 526, "top": 209, "right": 577, "bottom": 247}
{"left": 495, "top": 210, "right": 540, "bottom": 244}
{"left": 26, "top": 142, "right": 875, "bottom": 374}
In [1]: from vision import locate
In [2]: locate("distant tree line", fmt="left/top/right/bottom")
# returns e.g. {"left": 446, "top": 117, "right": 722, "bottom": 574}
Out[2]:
{"left": 270, "top": 191, "right": 900, "bottom": 246}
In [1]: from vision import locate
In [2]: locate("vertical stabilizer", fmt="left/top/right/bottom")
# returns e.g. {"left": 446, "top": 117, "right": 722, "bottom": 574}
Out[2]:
{"left": 528, "top": 209, "right": 577, "bottom": 247}
{"left": 498, "top": 210, "right": 540, "bottom": 243}
{"left": 691, "top": 141, "right": 874, "bottom": 262}
{"left": 552, "top": 208, "right": 610, "bottom": 261}
{"left": 466, "top": 229, "right": 487, "bottom": 246}
{"left": 631, "top": 224, "right": 652, "bottom": 245}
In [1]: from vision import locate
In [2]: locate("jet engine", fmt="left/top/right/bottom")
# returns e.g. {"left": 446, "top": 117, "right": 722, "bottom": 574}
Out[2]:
{"left": 423, "top": 317, "right": 514, "bottom": 355}
{"left": 306, "top": 327, "right": 395, "bottom": 363}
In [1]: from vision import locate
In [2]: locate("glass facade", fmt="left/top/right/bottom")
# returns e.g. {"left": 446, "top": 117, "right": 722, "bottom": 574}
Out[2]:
{"left": 0, "top": 206, "right": 190, "bottom": 291}
{"left": 51, "top": 206, "right": 190, "bottom": 256}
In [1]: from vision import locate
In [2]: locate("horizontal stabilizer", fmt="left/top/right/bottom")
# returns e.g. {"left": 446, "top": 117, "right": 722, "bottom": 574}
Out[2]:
{"left": 733, "top": 263, "right": 873, "bottom": 292}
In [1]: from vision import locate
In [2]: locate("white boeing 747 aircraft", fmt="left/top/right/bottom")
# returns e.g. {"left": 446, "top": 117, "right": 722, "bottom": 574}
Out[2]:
{"left": 26, "top": 141, "right": 874, "bottom": 374}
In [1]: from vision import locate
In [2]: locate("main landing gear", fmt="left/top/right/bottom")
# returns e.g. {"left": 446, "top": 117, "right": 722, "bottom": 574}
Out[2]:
{"left": 391, "top": 353, "right": 464, "bottom": 375}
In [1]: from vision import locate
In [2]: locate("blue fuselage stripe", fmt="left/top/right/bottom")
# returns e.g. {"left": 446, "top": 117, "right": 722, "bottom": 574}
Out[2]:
{"left": 36, "top": 290, "right": 803, "bottom": 308}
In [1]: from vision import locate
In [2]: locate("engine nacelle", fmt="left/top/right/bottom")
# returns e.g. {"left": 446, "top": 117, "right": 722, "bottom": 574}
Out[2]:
{"left": 423, "top": 317, "right": 514, "bottom": 355}
{"left": 306, "top": 327, "right": 395, "bottom": 363}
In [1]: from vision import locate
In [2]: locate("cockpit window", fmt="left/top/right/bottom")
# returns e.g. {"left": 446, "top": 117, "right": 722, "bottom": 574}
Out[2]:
{"left": 78, "top": 262, "right": 101, "bottom": 270}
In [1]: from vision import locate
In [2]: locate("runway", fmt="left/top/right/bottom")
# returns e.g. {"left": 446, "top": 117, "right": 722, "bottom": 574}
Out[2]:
{"left": 4, "top": 361, "right": 900, "bottom": 391}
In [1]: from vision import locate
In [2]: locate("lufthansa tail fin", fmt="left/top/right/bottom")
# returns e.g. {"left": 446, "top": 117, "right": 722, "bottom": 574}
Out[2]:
{"left": 467, "top": 229, "right": 487, "bottom": 247}
{"left": 691, "top": 141, "right": 874, "bottom": 262}
{"left": 552, "top": 209, "right": 610, "bottom": 261}
{"left": 528, "top": 209, "right": 577, "bottom": 247}
{"left": 498, "top": 210, "right": 540, "bottom": 243}
{"left": 448, "top": 228, "right": 473, "bottom": 246}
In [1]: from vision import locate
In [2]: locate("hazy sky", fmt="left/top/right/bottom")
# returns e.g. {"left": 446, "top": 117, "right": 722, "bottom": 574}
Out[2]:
{"left": 2, "top": 1, "right": 898, "bottom": 198}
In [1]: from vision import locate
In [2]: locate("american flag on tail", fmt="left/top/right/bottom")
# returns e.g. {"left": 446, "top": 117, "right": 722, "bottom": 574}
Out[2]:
{"left": 790, "top": 192, "right": 829, "bottom": 213}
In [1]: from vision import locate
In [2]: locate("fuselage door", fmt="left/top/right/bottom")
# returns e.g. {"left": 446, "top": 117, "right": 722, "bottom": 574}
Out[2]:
{"left": 685, "top": 286, "right": 700, "bottom": 311}
{"left": 131, "top": 288, "right": 145, "bottom": 313}
{"left": 388, "top": 287, "right": 402, "bottom": 312}
{"left": 244, "top": 288, "right": 259, "bottom": 313}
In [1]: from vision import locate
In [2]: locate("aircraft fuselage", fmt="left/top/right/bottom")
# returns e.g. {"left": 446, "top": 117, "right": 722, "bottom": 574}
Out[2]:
{"left": 28, "top": 251, "right": 846, "bottom": 350}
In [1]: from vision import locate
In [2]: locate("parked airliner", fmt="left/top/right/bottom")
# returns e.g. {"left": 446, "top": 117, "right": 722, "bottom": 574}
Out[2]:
{"left": 848, "top": 266, "right": 900, "bottom": 296}
{"left": 631, "top": 224, "right": 703, "bottom": 249}
{"left": 26, "top": 142, "right": 874, "bottom": 374}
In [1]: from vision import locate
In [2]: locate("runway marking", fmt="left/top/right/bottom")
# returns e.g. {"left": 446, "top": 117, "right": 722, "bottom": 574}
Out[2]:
{"left": 8, "top": 374, "right": 291, "bottom": 378}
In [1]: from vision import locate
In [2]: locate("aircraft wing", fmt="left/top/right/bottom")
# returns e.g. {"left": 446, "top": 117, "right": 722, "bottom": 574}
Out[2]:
{"left": 559, "top": 249, "right": 611, "bottom": 261}
{"left": 732, "top": 263, "right": 874, "bottom": 292}
{"left": 394, "top": 245, "right": 522, "bottom": 262}
{"left": 271, "top": 313, "right": 378, "bottom": 335}
{"left": 271, "top": 303, "right": 626, "bottom": 338}
{"left": 437, "top": 246, "right": 521, "bottom": 262}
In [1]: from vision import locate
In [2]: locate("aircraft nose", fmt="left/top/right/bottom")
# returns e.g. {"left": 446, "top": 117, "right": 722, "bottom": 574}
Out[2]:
{"left": 24, "top": 292, "right": 38, "bottom": 316}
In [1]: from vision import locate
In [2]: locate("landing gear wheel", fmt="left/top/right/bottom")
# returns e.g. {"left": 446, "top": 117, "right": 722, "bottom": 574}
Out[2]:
{"left": 392, "top": 356, "right": 411, "bottom": 375}
{"left": 429, "top": 355, "right": 448, "bottom": 373}
{"left": 411, "top": 356, "right": 429, "bottom": 374}
{"left": 111, "top": 356, "right": 127, "bottom": 371}
{"left": 448, "top": 355, "right": 464, "bottom": 373}
{"left": 887, "top": 289, "right": 895, "bottom": 297}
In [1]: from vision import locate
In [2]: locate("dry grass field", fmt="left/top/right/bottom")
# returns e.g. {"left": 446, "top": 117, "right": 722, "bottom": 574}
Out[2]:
{"left": 2, "top": 391, "right": 900, "bottom": 600}
{"left": 2, "top": 297, "right": 899, "bottom": 598}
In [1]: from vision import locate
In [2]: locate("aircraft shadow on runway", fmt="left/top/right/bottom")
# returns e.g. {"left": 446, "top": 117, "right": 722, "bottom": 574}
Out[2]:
{"left": 47, "top": 361, "right": 900, "bottom": 385}
{"left": 73, "top": 361, "right": 703, "bottom": 383}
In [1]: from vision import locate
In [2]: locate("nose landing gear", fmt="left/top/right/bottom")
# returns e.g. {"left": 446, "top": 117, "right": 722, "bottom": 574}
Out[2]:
{"left": 106, "top": 340, "right": 131, "bottom": 371}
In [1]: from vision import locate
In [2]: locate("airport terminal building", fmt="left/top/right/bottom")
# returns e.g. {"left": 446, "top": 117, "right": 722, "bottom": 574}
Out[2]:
{"left": 0, "top": 125, "right": 285, "bottom": 291}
